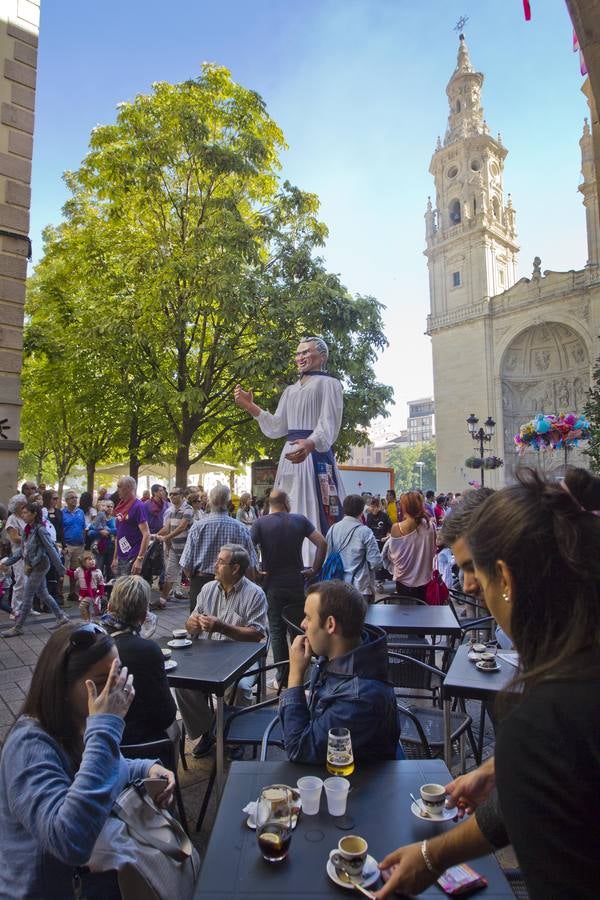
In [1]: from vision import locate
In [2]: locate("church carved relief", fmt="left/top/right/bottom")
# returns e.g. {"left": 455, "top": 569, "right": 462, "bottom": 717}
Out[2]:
{"left": 501, "top": 322, "right": 590, "bottom": 480}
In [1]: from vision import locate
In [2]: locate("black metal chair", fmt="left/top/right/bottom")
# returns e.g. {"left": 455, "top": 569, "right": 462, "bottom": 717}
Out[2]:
{"left": 194, "top": 658, "right": 289, "bottom": 831}
{"left": 373, "top": 593, "right": 428, "bottom": 606}
{"left": 120, "top": 735, "right": 189, "bottom": 834}
{"left": 389, "top": 651, "right": 476, "bottom": 763}
{"left": 281, "top": 603, "right": 305, "bottom": 637}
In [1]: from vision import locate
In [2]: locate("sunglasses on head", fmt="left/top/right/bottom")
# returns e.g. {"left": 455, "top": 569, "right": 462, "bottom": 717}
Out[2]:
{"left": 69, "top": 622, "right": 107, "bottom": 651}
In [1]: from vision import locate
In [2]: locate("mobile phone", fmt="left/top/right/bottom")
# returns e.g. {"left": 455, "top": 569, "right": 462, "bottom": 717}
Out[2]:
{"left": 141, "top": 776, "right": 168, "bottom": 802}
{"left": 437, "top": 864, "right": 488, "bottom": 895}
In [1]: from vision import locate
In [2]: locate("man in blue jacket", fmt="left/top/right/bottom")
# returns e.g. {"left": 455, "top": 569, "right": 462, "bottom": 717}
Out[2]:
{"left": 279, "top": 579, "right": 400, "bottom": 764}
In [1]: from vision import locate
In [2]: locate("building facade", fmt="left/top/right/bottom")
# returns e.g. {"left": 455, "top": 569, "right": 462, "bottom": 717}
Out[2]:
{"left": 407, "top": 397, "right": 435, "bottom": 445}
{"left": 0, "top": 0, "right": 39, "bottom": 501}
{"left": 426, "top": 36, "right": 600, "bottom": 490}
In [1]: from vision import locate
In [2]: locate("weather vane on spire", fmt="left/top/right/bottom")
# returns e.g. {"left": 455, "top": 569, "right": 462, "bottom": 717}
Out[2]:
{"left": 454, "top": 15, "right": 469, "bottom": 34}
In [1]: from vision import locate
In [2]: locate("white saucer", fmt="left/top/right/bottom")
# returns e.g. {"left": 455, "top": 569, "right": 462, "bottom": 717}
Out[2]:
{"left": 164, "top": 659, "right": 178, "bottom": 671}
{"left": 167, "top": 638, "right": 192, "bottom": 648}
{"left": 410, "top": 801, "right": 456, "bottom": 822}
{"left": 475, "top": 660, "right": 501, "bottom": 673}
{"left": 327, "top": 851, "right": 379, "bottom": 891}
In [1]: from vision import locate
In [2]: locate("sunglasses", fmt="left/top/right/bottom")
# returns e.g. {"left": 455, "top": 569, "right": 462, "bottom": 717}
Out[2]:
{"left": 69, "top": 622, "right": 107, "bottom": 650}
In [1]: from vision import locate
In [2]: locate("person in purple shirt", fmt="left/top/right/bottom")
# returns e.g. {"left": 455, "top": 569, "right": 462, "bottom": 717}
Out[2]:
{"left": 111, "top": 476, "right": 150, "bottom": 577}
{"left": 144, "top": 483, "right": 168, "bottom": 533}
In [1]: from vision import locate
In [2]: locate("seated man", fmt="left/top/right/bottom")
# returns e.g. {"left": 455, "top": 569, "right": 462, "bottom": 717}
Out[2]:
{"left": 279, "top": 579, "right": 400, "bottom": 764}
{"left": 174, "top": 543, "right": 268, "bottom": 758}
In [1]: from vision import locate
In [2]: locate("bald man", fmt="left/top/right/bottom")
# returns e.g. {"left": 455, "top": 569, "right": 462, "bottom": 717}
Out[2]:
{"left": 251, "top": 489, "right": 326, "bottom": 686}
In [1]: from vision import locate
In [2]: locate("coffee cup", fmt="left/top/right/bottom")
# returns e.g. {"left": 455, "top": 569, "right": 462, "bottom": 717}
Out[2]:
{"left": 331, "top": 835, "right": 368, "bottom": 876}
{"left": 172, "top": 629, "right": 188, "bottom": 639}
{"left": 472, "top": 643, "right": 486, "bottom": 654}
{"left": 420, "top": 783, "right": 446, "bottom": 816}
{"left": 161, "top": 648, "right": 172, "bottom": 659}
{"left": 480, "top": 652, "right": 496, "bottom": 665}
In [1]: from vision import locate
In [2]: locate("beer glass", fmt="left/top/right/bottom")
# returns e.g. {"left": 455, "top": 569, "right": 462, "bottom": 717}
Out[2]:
{"left": 256, "top": 785, "right": 293, "bottom": 863}
{"left": 327, "top": 726, "right": 354, "bottom": 776}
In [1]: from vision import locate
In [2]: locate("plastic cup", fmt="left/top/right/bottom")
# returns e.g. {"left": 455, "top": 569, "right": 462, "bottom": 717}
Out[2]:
{"left": 324, "top": 776, "right": 350, "bottom": 816}
{"left": 296, "top": 776, "right": 323, "bottom": 815}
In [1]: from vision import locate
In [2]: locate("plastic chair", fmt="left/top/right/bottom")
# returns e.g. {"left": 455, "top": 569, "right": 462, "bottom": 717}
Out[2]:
{"left": 120, "top": 736, "right": 189, "bottom": 834}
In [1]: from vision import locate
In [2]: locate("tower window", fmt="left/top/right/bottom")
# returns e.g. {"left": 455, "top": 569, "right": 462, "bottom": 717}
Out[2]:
{"left": 455, "top": 100, "right": 461, "bottom": 113}
{"left": 452, "top": 271, "right": 461, "bottom": 288}
{"left": 492, "top": 197, "right": 500, "bottom": 219}
{"left": 449, "top": 199, "right": 461, "bottom": 224}
{"left": 499, "top": 270, "right": 505, "bottom": 286}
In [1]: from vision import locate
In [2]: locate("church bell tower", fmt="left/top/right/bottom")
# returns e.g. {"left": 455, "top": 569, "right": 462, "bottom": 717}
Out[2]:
{"left": 425, "top": 35, "right": 519, "bottom": 318}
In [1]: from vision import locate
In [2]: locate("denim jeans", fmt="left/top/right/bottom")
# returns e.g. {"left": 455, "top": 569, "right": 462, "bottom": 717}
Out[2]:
{"left": 265, "top": 583, "right": 305, "bottom": 684}
{"left": 19, "top": 560, "right": 64, "bottom": 628}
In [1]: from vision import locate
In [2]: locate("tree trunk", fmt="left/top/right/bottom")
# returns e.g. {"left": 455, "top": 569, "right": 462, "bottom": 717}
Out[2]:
{"left": 175, "top": 443, "right": 190, "bottom": 488}
{"left": 129, "top": 413, "right": 141, "bottom": 481}
{"left": 86, "top": 460, "right": 96, "bottom": 494}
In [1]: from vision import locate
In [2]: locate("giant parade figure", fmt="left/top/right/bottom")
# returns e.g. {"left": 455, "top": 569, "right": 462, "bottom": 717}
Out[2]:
{"left": 234, "top": 336, "right": 345, "bottom": 557}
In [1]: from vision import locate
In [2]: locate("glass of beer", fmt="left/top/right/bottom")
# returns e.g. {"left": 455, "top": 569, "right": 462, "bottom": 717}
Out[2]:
{"left": 327, "top": 727, "right": 354, "bottom": 776}
{"left": 256, "top": 785, "right": 293, "bottom": 863}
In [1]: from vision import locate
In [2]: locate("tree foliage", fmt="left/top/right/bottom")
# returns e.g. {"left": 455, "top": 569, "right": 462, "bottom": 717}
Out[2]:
{"left": 387, "top": 442, "right": 437, "bottom": 493}
{"left": 22, "top": 66, "right": 391, "bottom": 486}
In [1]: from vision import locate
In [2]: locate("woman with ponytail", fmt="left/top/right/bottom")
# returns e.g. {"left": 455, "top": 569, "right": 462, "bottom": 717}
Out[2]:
{"left": 376, "top": 468, "right": 600, "bottom": 899}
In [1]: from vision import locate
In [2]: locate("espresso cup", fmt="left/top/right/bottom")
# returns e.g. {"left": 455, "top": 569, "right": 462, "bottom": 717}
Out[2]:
{"left": 420, "top": 783, "right": 446, "bottom": 816}
{"left": 172, "top": 629, "right": 188, "bottom": 639}
{"left": 480, "top": 652, "right": 497, "bottom": 665}
{"left": 332, "top": 835, "right": 368, "bottom": 876}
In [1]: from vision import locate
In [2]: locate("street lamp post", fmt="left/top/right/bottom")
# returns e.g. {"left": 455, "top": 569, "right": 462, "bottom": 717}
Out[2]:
{"left": 414, "top": 460, "right": 424, "bottom": 491}
{"left": 466, "top": 413, "right": 496, "bottom": 487}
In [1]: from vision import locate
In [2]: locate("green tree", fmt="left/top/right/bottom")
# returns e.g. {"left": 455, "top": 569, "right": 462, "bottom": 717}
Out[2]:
{"left": 36, "top": 65, "right": 392, "bottom": 486}
{"left": 387, "top": 442, "right": 437, "bottom": 494}
{"left": 585, "top": 352, "right": 600, "bottom": 473}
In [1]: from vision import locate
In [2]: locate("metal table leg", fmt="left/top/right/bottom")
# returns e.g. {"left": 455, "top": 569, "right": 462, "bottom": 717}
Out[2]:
{"left": 443, "top": 697, "right": 452, "bottom": 768}
{"left": 216, "top": 695, "right": 225, "bottom": 797}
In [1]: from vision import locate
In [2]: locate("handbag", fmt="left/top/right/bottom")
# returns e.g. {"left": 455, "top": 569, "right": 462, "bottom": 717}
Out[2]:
{"left": 424, "top": 556, "right": 449, "bottom": 606}
{"left": 79, "top": 779, "right": 200, "bottom": 900}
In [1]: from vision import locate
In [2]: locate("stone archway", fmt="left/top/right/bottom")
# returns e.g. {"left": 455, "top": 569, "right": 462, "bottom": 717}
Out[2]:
{"left": 501, "top": 322, "right": 590, "bottom": 480}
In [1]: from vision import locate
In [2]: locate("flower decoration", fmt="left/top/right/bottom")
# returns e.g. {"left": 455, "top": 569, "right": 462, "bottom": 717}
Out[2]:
{"left": 465, "top": 456, "right": 483, "bottom": 469}
{"left": 514, "top": 413, "right": 591, "bottom": 453}
{"left": 483, "top": 456, "right": 504, "bottom": 470}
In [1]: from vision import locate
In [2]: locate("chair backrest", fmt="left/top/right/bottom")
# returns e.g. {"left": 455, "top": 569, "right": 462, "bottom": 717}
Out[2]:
{"left": 121, "top": 737, "right": 175, "bottom": 771}
{"left": 387, "top": 647, "right": 443, "bottom": 697}
{"left": 281, "top": 603, "right": 305, "bottom": 637}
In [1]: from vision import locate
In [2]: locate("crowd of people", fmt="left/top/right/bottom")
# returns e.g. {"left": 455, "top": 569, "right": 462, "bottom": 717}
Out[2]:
{"left": 0, "top": 466, "right": 599, "bottom": 898}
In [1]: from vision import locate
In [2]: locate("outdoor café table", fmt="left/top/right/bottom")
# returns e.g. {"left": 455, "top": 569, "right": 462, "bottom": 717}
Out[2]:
{"left": 160, "top": 636, "right": 267, "bottom": 796}
{"left": 193, "top": 759, "right": 514, "bottom": 899}
{"left": 442, "top": 644, "right": 518, "bottom": 768}
{"left": 365, "top": 603, "right": 463, "bottom": 638}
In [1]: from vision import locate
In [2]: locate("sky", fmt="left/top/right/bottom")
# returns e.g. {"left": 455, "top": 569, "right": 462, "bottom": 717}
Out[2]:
{"left": 31, "top": 0, "right": 589, "bottom": 431}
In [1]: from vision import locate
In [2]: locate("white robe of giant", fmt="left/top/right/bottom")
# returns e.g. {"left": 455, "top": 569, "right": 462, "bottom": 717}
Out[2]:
{"left": 255, "top": 375, "right": 345, "bottom": 560}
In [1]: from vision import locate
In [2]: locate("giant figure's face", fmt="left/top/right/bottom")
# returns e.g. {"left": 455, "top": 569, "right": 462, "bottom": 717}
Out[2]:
{"left": 295, "top": 340, "right": 325, "bottom": 374}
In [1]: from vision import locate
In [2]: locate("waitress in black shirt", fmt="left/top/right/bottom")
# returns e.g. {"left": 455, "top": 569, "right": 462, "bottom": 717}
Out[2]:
{"left": 375, "top": 468, "right": 600, "bottom": 900}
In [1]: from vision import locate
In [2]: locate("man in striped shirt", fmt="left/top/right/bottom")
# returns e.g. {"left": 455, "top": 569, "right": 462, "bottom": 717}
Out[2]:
{"left": 153, "top": 487, "right": 194, "bottom": 608}
{"left": 174, "top": 542, "right": 268, "bottom": 758}
{"left": 179, "top": 483, "right": 258, "bottom": 612}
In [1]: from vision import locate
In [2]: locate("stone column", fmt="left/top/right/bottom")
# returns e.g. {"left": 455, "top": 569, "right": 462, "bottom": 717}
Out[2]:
{"left": 0, "top": 0, "right": 39, "bottom": 501}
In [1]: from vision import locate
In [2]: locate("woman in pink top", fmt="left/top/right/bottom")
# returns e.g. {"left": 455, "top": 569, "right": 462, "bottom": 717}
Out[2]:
{"left": 382, "top": 491, "right": 436, "bottom": 601}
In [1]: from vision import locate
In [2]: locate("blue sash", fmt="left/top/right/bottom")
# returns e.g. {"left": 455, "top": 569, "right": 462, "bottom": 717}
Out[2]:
{"left": 287, "top": 429, "right": 342, "bottom": 533}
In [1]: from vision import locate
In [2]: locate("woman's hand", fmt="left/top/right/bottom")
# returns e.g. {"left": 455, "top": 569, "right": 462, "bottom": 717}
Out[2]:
{"left": 445, "top": 757, "right": 496, "bottom": 817}
{"left": 147, "top": 764, "right": 176, "bottom": 808}
{"left": 375, "top": 842, "right": 437, "bottom": 897}
{"left": 86, "top": 659, "right": 135, "bottom": 719}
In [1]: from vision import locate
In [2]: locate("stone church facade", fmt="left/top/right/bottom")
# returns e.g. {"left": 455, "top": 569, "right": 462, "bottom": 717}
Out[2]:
{"left": 426, "top": 36, "right": 600, "bottom": 490}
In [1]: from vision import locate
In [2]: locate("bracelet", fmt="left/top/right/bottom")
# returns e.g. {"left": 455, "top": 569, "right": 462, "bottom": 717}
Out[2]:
{"left": 421, "top": 840, "right": 440, "bottom": 876}
{"left": 136, "top": 556, "right": 144, "bottom": 561}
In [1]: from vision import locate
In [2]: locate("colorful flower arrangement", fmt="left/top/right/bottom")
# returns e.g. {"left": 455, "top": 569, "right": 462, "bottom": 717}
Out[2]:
{"left": 465, "top": 455, "right": 504, "bottom": 470}
{"left": 514, "top": 413, "right": 591, "bottom": 453}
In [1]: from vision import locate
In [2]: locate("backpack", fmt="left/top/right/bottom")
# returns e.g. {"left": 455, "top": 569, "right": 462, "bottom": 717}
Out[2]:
{"left": 320, "top": 524, "right": 361, "bottom": 582}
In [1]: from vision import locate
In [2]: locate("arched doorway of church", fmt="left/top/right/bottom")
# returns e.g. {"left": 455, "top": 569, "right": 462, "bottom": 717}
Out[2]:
{"left": 501, "top": 322, "right": 590, "bottom": 480}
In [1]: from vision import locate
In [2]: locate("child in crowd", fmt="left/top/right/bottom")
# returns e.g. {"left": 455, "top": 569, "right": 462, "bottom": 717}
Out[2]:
{"left": 66, "top": 550, "right": 105, "bottom": 621}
